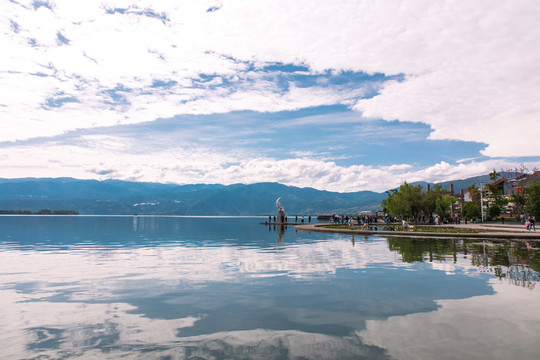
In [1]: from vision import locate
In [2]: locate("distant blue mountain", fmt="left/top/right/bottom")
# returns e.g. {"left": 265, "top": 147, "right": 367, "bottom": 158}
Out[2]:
{"left": 0, "top": 178, "right": 385, "bottom": 215}
{"left": 0, "top": 175, "right": 492, "bottom": 215}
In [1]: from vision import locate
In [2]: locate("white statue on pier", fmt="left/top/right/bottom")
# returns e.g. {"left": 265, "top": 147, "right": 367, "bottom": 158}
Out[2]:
{"left": 275, "top": 197, "right": 285, "bottom": 212}
{"left": 275, "top": 197, "right": 285, "bottom": 224}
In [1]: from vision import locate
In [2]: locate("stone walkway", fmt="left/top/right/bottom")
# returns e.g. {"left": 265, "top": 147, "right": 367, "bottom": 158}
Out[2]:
{"left": 294, "top": 222, "right": 540, "bottom": 240}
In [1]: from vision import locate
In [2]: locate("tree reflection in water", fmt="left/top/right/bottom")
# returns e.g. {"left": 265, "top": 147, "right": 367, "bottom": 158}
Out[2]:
{"left": 387, "top": 237, "right": 540, "bottom": 289}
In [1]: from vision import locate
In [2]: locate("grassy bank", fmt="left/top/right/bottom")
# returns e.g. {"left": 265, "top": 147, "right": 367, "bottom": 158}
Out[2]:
{"left": 325, "top": 224, "right": 484, "bottom": 234}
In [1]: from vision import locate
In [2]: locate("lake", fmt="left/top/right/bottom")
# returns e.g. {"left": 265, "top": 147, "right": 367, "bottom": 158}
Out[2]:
{"left": 1, "top": 216, "right": 539, "bottom": 360}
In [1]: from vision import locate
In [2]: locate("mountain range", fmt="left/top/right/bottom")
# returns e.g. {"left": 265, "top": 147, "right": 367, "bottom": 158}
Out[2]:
{"left": 0, "top": 176, "right": 490, "bottom": 215}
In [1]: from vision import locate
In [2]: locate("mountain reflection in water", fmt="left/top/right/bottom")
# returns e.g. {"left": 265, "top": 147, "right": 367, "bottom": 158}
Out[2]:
{"left": 0, "top": 216, "right": 539, "bottom": 360}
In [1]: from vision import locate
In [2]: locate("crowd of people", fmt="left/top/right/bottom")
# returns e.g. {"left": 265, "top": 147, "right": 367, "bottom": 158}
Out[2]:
{"left": 266, "top": 212, "right": 537, "bottom": 231}
{"left": 330, "top": 214, "right": 380, "bottom": 225}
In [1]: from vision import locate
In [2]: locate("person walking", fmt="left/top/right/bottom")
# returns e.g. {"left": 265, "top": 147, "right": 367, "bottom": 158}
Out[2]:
{"left": 529, "top": 216, "right": 536, "bottom": 231}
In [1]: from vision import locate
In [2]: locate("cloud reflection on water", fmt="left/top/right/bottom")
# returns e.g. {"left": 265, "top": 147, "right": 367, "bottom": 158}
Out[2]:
{"left": 0, "top": 289, "right": 202, "bottom": 359}
{"left": 358, "top": 279, "right": 540, "bottom": 360}
{"left": 1, "top": 217, "right": 539, "bottom": 359}
{"left": 0, "top": 237, "right": 402, "bottom": 359}
{"left": 0, "top": 237, "right": 407, "bottom": 301}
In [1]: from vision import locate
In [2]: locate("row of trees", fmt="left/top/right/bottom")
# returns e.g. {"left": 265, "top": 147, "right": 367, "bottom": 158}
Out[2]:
{"left": 0, "top": 209, "right": 79, "bottom": 215}
{"left": 382, "top": 169, "right": 540, "bottom": 222}
{"left": 381, "top": 183, "right": 455, "bottom": 222}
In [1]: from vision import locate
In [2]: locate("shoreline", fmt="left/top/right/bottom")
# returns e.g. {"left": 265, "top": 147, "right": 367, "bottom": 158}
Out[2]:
{"left": 294, "top": 223, "right": 540, "bottom": 240}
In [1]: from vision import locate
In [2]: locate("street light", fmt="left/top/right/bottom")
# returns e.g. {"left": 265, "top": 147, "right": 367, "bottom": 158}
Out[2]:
{"left": 480, "top": 182, "right": 484, "bottom": 222}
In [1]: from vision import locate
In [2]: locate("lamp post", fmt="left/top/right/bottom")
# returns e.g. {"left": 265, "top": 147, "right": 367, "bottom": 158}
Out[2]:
{"left": 480, "top": 182, "right": 484, "bottom": 222}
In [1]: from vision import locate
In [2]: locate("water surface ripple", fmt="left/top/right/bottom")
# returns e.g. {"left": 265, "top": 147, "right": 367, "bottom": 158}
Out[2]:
{"left": 1, "top": 216, "right": 539, "bottom": 360}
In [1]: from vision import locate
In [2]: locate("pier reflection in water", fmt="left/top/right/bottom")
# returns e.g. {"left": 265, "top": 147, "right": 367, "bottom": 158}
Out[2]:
{"left": 0, "top": 216, "right": 539, "bottom": 360}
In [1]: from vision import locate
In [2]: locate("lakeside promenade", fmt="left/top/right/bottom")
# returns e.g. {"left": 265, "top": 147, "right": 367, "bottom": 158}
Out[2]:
{"left": 295, "top": 222, "right": 540, "bottom": 240}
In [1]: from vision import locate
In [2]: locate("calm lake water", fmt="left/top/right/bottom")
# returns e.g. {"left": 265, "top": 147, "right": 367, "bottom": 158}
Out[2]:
{"left": 1, "top": 216, "right": 539, "bottom": 360}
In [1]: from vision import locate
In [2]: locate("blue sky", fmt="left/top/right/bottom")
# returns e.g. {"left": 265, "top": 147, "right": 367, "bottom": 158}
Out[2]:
{"left": 1, "top": 0, "right": 539, "bottom": 192}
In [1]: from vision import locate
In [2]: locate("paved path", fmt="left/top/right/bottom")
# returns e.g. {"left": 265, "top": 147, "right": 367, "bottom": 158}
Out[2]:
{"left": 294, "top": 222, "right": 540, "bottom": 240}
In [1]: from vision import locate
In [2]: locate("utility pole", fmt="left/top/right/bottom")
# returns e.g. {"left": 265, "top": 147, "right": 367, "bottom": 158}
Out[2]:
{"left": 480, "top": 182, "right": 484, "bottom": 222}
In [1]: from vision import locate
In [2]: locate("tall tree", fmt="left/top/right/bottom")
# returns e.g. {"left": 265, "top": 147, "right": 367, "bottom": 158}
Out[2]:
{"left": 510, "top": 192, "right": 526, "bottom": 216}
{"left": 382, "top": 182, "right": 424, "bottom": 219}
{"left": 462, "top": 201, "right": 481, "bottom": 219}
{"left": 436, "top": 194, "right": 455, "bottom": 220}
{"left": 382, "top": 182, "right": 456, "bottom": 222}
{"left": 486, "top": 169, "right": 507, "bottom": 218}
{"left": 423, "top": 186, "right": 439, "bottom": 221}
{"left": 525, "top": 181, "right": 540, "bottom": 218}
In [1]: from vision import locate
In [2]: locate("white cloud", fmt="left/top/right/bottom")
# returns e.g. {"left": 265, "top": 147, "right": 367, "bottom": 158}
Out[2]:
{"left": 2, "top": 137, "right": 539, "bottom": 192}
{"left": 5, "top": 0, "right": 373, "bottom": 141}
{"left": 1, "top": 0, "right": 538, "bottom": 153}
{"left": 352, "top": 1, "right": 540, "bottom": 157}
{"left": 1, "top": 0, "right": 539, "bottom": 188}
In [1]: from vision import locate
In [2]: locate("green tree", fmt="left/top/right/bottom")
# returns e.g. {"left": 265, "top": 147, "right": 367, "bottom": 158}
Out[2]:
{"left": 464, "top": 184, "right": 483, "bottom": 220}
{"left": 423, "top": 184, "right": 442, "bottom": 220}
{"left": 503, "top": 164, "right": 529, "bottom": 216}
{"left": 382, "top": 182, "right": 424, "bottom": 219}
{"left": 462, "top": 201, "right": 481, "bottom": 219}
{"left": 525, "top": 181, "right": 540, "bottom": 218}
{"left": 488, "top": 204, "right": 501, "bottom": 219}
{"left": 510, "top": 192, "right": 527, "bottom": 216}
{"left": 436, "top": 194, "right": 455, "bottom": 220}
{"left": 485, "top": 169, "right": 508, "bottom": 219}
{"left": 489, "top": 169, "right": 500, "bottom": 182}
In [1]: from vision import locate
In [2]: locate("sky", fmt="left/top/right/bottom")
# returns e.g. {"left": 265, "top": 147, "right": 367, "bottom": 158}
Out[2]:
{"left": 1, "top": 0, "right": 540, "bottom": 192}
